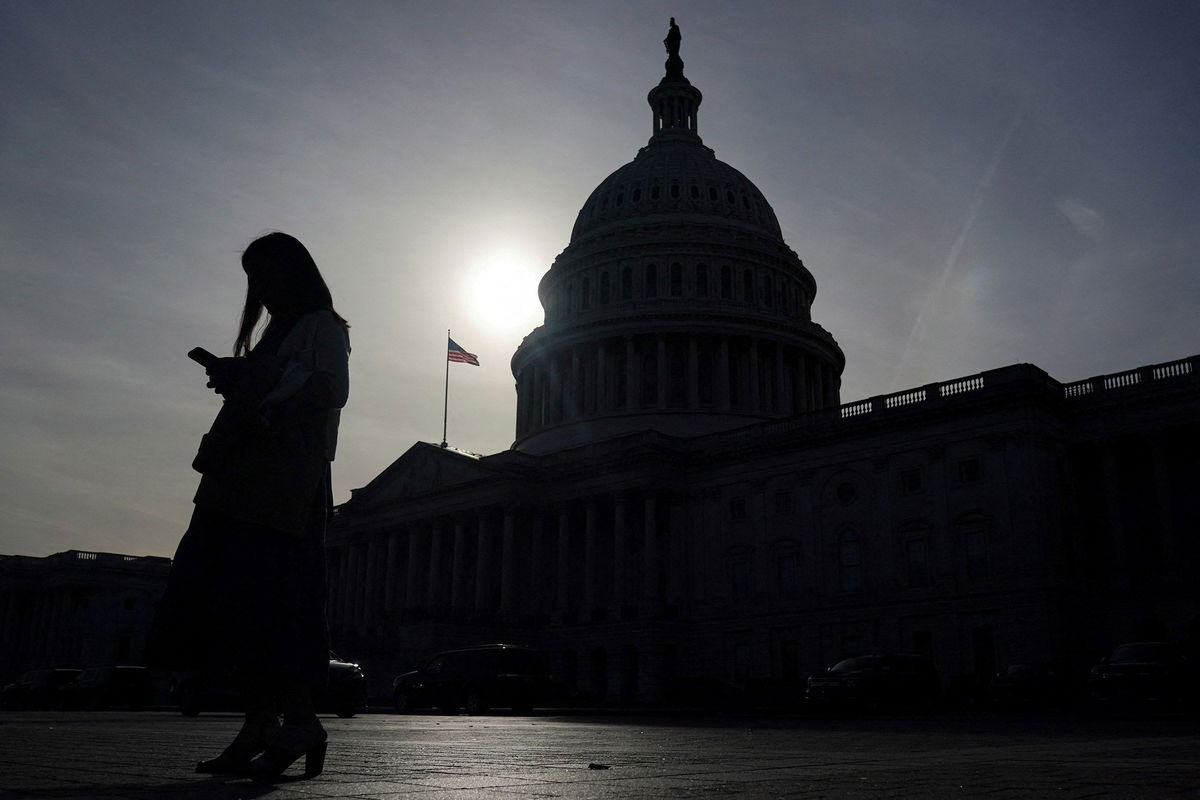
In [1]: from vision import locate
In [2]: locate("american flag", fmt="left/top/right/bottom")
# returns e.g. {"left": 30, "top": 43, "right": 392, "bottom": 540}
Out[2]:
{"left": 447, "top": 337, "right": 480, "bottom": 366}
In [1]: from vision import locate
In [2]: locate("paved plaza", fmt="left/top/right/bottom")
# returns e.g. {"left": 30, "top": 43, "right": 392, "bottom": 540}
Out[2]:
{"left": 1, "top": 709, "right": 1197, "bottom": 799}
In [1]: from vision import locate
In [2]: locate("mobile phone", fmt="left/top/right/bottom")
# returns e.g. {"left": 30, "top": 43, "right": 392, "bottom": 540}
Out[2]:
{"left": 187, "top": 347, "right": 220, "bottom": 369}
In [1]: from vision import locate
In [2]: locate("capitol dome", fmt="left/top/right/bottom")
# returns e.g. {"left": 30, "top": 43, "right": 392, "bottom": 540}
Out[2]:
{"left": 511, "top": 20, "right": 844, "bottom": 454}
{"left": 569, "top": 139, "right": 784, "bottom": 244}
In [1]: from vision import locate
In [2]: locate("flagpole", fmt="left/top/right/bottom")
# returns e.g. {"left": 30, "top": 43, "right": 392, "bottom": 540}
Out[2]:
{"left": 441, "top": 329, "right": 450, "bottom": 448}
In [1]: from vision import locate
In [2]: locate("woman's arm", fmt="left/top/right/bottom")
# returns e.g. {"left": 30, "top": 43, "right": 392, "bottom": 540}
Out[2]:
{"left": 260, "top": 311, "right": 350, "bottom": 412}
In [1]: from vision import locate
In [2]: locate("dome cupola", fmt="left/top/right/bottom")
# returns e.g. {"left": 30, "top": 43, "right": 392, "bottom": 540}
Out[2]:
{"left": 511, "top": 20, "right": 844, "bottom": 454}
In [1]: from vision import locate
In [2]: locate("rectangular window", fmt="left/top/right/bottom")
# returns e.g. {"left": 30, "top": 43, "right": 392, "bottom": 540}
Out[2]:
{"left": 728, "top": 497, "right": 747, "bottom": 521}
{"left": 906, "top": 539, "right": 929, "bottom": 586}
{"left": 839, "top": 541, "right": 862, "bottom": 592}
{"left": 965, "top": 528, "right": 988, "bottom": 578}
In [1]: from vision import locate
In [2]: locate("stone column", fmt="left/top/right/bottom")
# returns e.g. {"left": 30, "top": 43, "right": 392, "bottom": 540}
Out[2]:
{"left": 1150, "top": 435, "right": 1179, "bottom": 584}
{"left": 405, "top": 529, "right": 422, "bottom": 611}
{"left": 569, "top": 347, "right": 581, "bottom": 419}
{"left": 775, "top": 343, "right": 787, "bottom": 414}
{"left": 795, "top": 354, "right": 808, "bottom": 413}
{"left": 529, "top": 513, "right": 545, "bottom": 615}
{"left": 643, "top": 492, "right": 659, "bottom": 610}
{"left": 548, "top": 357, "right": 562, "bottom": 424}
{"left": 718, "top": 336, "right": 731, "bottom": 411}
{"left": 451, "top": 515, "right": 469, "bottom": 611}
{"left": 500, "top": 511, "right": 518, "bottom": 613}
{"left": 688, "top": 336, "right": 699, "bottom": 408}
{"left": 382, "top": 532, "right": 399, "bottom": 616}
{"left": 475, "top": 512, "right": 493, "bottom": 612}
{"left": 426, "top": 520, "right": 446, "bottom": 610}
{"left": 626, "top": 337, "right": 639, "bottom": 409}
{"left": 749, "top": 341, "right": 760, "bottom": 412}
{"left": 1101, "top": 445, "right": 1128, "bottom": 590}
{"left": 364, "top": 537, "right": 381, "bottom": 626}
{"left": 612, "top": 493, "right": 628, "bottom": 613}
{"left": 556, "top": 507, "right": 571, "bottom": 614}
{"left": 657, "top": 336, "right": 668, "bottom": 408}
{"left": 596, "top": 341, "right": 608, "bottom": 413}
{"left": 584, "top": 498, "right": 598, "bottom": 614}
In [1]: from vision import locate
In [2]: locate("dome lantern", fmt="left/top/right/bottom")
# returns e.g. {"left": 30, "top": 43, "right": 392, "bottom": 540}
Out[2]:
{"left": 648, "top": 18, "right": 703, "bottom": 139}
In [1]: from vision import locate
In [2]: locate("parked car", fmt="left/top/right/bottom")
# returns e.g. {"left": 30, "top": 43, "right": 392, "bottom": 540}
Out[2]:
{"left": 806, "top": 654, "right": 939, "bottom": 710}
{"left": 1087, "top": 641, "right": 1196, "bottom": 708}
{"left": 1, "top": 668, "right": 82, "bottom": 710}
{"left": 58, "top": 666, "right": 152, "bottom": 710}
{"left": 987, "top": 663, "right": 1077, "bottom": 710}
{"left": 392, "top": 644, "right": 553, "bottom": 714}
{"left": 173, "top": 654, "right": 366, "bottom": 717}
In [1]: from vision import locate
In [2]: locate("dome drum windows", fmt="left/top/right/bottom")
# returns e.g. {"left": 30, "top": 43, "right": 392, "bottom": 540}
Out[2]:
{"left": 669, "top": 263, "right": 683, "bottom": 297}
{"left": 644, "top": 264, "right": 658, "bottom": 298}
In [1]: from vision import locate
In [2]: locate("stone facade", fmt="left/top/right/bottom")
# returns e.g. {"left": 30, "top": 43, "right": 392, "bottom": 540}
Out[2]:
{"left": 0, "top": 550, "right": 170, "bottom": 683}
{"left": 327, "top": 357, "right": 1199, "bottom": 702}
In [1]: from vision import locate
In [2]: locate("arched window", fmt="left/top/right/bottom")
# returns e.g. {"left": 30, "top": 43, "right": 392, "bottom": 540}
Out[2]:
{"left": 670, "top": 263, "right": 683, "bottom": 296}
{"left": 720, "top": 265, "right": 732, "bottom": 299}
{"left": 743, "top": 270, "right": 755, "bottom": 305}
{"left": 644, "top": 264, "right": 658, "bottom": 298}
{"left": 621, "top": 267, "right": 633, "bottom": 301}
{"left": 696, "top": 264, "right": 709, "bottom": 298}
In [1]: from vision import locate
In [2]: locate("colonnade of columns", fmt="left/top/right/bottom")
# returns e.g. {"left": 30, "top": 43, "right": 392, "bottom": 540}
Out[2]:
{"left": 328, "top": 491, "right": 671, "bottom": 634}
{"left": 515, "top": 334, "right": 840, "bottom": 438}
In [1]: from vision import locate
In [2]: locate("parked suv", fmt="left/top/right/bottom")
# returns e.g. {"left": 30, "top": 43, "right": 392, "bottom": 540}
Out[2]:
{"left": 58, "top": 666, "right": 153, "bottom": 710}
{"left": 806, "top": 654, "right": 939, "bottom": 710}
{"left": 173, "top": 654, "right": 366, "bottom": 717}
{"left": 1, "top": 668, "right": 82, "bottom": 710}
{"left": 392, "top": 644, "right": 551, "bottom": 715}
{"left": 1087, "top": 641, "right": 1196, "bottom": 708}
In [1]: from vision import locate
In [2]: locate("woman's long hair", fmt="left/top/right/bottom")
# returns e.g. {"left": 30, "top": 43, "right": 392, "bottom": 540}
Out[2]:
{"left": 234, "top": 232, "right": 349, "bottom": 356}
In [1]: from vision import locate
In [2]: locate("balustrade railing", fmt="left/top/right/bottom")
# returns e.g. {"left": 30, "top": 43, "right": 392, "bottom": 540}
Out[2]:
{"left": 1061, "top": 355, "right": 1194, "bottom": 399}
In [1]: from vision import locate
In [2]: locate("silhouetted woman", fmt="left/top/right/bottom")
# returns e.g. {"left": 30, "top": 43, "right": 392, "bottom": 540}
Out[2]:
{"left": 149, "top": 232, "right": 350, "bottom": 780}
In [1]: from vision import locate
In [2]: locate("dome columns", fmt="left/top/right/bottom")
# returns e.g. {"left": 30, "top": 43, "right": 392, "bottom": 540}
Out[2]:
{"left": 513, "top": 328, "right": 843, "bottom": 452}
{"left": 649, "top": 83, "right": 702, "bottom": 137}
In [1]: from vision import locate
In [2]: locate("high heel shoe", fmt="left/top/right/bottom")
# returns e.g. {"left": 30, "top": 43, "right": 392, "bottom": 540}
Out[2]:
{"left": 246, "top": 720, "right": 328, "bottom": 780}
{"left": 196, "top": 716, "right": 280, "bottom": 774}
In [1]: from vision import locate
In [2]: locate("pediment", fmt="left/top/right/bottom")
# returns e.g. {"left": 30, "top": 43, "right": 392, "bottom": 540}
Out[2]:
{"left": 347, "top": 442, "right": 493, "bottom": 508}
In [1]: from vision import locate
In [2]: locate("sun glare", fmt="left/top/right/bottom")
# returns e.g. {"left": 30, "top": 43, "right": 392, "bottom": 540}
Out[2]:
{"left": 465, "top": 247, "right": 544, "bottom": 335}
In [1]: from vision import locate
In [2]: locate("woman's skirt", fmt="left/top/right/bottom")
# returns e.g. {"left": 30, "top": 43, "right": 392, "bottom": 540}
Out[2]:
{"left": 147, "top": 469, "right": 331, "bottom": 686}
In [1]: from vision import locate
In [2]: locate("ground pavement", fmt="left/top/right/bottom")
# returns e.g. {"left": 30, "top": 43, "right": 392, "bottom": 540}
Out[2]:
{"left": 1, "top": 709, "right": 1197, "bottom": 799}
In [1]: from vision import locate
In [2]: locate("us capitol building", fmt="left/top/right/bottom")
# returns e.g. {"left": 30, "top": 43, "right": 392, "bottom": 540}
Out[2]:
{"left": 325, "top": 22, "right": 1199, "bottom": 703}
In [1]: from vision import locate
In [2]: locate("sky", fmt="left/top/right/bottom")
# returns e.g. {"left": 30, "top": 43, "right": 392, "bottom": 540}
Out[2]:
{"left": 2, "top": 1, "right": 1197, "bottom": 559}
